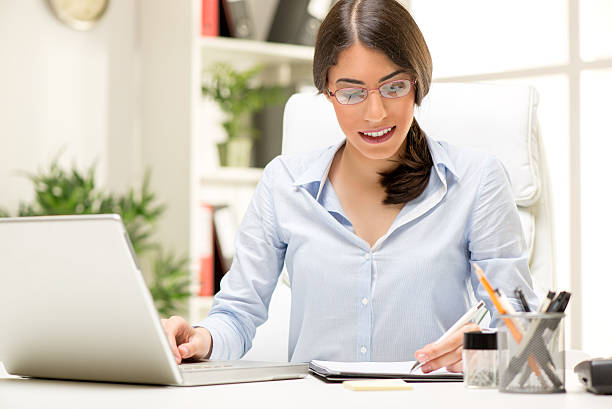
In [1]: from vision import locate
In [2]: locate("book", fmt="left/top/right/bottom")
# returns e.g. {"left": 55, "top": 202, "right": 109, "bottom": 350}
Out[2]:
{"left": 197, "top": 203, "right": 215, "bottom": 296}
{"left": 212, "top": 223, "right": 226, "bottom": 293}
{"left": 267, "top": 0, "right": 333, "bottom": 46}
{"left": 212, "top": 205, "right": 236, "bottom": 271}
{"left": 201, "top": 0, "right": 219, "bottom": 37}
{"left": 309, "top": 360, "right": 463, "bottom": 382}
{"left": 221, "top": 0, "right": 255, "bottom": 38}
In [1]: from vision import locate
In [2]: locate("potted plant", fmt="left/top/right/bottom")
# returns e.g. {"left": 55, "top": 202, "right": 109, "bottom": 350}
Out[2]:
{"left": 201, "top": 63, "right": 285, "bottom": 167}
{"left": 0, "top": 158, "right": 191, "bottom": 317}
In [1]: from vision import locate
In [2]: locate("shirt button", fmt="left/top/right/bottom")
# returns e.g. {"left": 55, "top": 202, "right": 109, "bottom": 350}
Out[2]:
{"left": 361, "top": 297, "right": 368, "bottom": 305}
{"left": 364, "top": 253, "right": 371, "bottom": 260}
{"left": 360, "top": 346, "right": 367, "bottom": 354}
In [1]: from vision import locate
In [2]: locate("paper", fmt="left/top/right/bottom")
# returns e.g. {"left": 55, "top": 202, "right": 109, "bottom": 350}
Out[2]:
{"left": 310, "top": 360, "right": 459, "bottom": 377}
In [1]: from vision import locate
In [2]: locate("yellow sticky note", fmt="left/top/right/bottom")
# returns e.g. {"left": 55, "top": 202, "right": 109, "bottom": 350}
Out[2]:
{"left": 343, "top": 379, "right": 414, "bottom": 391}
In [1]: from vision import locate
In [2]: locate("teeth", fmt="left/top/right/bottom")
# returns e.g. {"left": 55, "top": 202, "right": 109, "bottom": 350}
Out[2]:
{"left": 363, "top": 127, "right": 393, "bottom": 137}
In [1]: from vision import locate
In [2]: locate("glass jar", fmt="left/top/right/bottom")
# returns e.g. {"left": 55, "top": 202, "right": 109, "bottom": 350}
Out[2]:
{"left": 463, "top": 331, "right": 498, "bottom": 389}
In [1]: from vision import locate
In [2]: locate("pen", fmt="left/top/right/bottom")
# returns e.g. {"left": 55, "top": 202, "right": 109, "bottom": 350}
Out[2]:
{"left": 475, "top": 307, "right": 488, "bottom": 326}
{"left": 514, "top": 288, "right": 531, "bottom": 312}
{"left": 538, "top": 291, "right": 556, "bottom": 312}
{"left": 546, "top": 291, "right": 571, "bottom": 313}
{"left": 410, "top": 300, "right": 485, "bottom": 373}
{"left": 473, "top": 263, "right": 542, "bottom": 377}
{"left": 496, "top": 288, "right": 525, "bottom": 332}
{"left": 496, "top": 289, "right": 518, "bottom": 314}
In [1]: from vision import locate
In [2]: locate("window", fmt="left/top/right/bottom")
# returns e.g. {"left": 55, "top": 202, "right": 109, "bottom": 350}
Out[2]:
{"left": 409, "top": 0, "right": 612, "bottom": 356}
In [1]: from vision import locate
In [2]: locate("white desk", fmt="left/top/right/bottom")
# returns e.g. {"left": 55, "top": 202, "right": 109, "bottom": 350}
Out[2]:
{"left": 1, "top": 364, "right": 610, "bottom": 409}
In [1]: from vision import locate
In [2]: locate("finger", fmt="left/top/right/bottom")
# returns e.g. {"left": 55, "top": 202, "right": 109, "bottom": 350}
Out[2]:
{"left": 178, "top": 343, "right": 193, "bottom": 360}
{"left": 415, "top": 333, "right": 460, "bottom": 365}
{"left": 416, "top": 321, "right": 480, "bottom": 362}
{"left": 422, "top": 346, "right": 463, "bottom": 373}
{"left": 178, "top": 330, "right": 204, "bottom": 360}
{"left": 182, "top": 328, "right": 213, "bottom": 361}
{"left": 446, "top": 359, "right": 463, "bottom": 373}
{"left": 162, "top": 316, "right": 188, "bottom": 363}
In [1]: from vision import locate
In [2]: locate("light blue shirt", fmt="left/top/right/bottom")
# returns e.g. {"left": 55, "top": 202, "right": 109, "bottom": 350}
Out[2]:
{"left": 197, "top": 137, "right": 539, "bottom": 363}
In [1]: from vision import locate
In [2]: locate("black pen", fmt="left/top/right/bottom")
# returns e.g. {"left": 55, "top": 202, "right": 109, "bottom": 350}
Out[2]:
{"left": 514, "top": 288, "right": 531, "bottom": 312}
{"left": 546, "top": 291, "right": 571, "bottom": 313}
{"left": 537, "top": 290, "right": 556, "bottom": 312}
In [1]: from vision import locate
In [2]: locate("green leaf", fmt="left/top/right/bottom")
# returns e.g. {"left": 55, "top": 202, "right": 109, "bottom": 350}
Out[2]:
{"left": 3, "top": 154, "right": 191, "bottom": 317}
{"left": 148, "top": 251, "right": 191, "bottom": 317}
{"left": 201, "top": 62, "right": 287, "bottom": 140}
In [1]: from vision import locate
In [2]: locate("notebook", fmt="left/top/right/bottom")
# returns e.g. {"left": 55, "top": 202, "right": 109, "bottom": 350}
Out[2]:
{"left": 309, "top": 360, "right": 463, "bottom": 382}
{"left": 0, "top": 215, "right": 307, "bottom": 386}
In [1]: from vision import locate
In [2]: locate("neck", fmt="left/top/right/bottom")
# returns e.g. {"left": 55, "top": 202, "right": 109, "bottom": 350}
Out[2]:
{"left": 332, "top": 140, "right": 404, "bottom": 193}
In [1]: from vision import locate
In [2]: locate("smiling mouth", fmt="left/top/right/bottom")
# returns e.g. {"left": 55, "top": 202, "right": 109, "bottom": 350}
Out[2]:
{"left": 358, "top": 126, "right": 396, "bottom": 144}
{"left": 360, "top": 126, "right": 395, "bottom": 137}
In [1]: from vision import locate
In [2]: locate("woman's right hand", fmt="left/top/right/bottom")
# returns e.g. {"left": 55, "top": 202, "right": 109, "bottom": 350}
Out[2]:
{"left": 161, "top": 316, "right": 213, "bottom": 364}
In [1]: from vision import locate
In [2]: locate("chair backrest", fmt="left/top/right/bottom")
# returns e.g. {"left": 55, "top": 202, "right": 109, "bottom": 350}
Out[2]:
{"left": 281, "top": 83, "right": 554, "bottom": 295}
{"left": 243, "top": 83, "right": 554, "bottom": 361}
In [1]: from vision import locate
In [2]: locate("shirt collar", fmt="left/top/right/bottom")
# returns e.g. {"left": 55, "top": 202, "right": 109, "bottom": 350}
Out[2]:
{"left": 426, "top": 135, "right": 458, "bottom": 180}
{"left": 293, "top": 139, "right": 345, "bottom": 201}
{"left": 292, "top": 134, "right": 458, "bottom": 201}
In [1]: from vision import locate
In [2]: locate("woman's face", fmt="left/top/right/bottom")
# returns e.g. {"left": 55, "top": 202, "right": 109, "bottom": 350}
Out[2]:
{"left": 326, "top": 42, "right": 416, "bottom": 162}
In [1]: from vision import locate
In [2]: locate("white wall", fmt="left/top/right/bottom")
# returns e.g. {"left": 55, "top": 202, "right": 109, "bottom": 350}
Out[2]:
{"left": 0, "top": 0, "right": 140, "bottom": 214}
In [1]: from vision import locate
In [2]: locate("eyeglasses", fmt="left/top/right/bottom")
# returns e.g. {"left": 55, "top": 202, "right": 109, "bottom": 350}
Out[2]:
{"left": 328, "top": 79, "right": 416, "bottom": 105}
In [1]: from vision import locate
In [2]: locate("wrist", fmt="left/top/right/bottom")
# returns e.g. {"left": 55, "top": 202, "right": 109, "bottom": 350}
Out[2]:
{"left": 194, "top": 327, "right": 213, "bottom": 359}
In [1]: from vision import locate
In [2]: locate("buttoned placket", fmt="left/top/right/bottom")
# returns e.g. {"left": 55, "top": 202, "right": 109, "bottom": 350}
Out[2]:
{"left": 357, "top": 248, "right": 374, "bottom": 360}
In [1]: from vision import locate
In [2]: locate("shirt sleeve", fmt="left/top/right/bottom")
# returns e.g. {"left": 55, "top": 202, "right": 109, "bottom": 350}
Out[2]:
{"left": 467, "top": 156, "right": 540, "bottom": 324}
{"left": 195, "top": 160, "right": 287, "bottom": 359}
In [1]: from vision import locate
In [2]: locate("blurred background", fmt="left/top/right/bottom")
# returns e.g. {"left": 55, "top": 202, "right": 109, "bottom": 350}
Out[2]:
{"left": 0, "top": 0, "right": 610, "bottom": 358}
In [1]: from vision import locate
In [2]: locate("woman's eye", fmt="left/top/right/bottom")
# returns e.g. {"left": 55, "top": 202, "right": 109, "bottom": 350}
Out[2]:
{"left": 388, "top": 82, "right": 406, "bottom": 92}
{"left": 343, "top": 89, "right": 364, "bottom": 96}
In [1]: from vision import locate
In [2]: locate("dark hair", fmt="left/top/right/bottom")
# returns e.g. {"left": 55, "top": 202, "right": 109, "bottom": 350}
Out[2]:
{"left": 313, "top": 0, "right": 434, "bottom": 205}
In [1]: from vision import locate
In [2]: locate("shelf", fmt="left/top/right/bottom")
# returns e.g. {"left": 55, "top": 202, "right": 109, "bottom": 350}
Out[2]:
{"left": 200, "top": 36, "right": 314, "bottom": 66}
{"left": 200, "top": 167, "right": 264, "bottom": 185}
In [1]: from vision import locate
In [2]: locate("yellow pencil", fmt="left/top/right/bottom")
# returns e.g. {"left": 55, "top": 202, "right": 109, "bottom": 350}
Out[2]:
{"left": 473, "top": 263, "right": 541, "bottom": 377}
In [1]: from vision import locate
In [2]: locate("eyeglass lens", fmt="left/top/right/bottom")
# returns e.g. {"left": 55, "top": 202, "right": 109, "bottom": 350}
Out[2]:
{"left": 334, "top": 79, "right": 413, "bottom": 105}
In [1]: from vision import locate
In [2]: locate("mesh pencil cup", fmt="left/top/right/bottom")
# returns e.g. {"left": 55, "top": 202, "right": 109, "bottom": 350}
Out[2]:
{"left": 497, "top": 313, "right": 565, "bottom": 393}
{"left": 463, "top": 331, "right": 498, "bottom": 389}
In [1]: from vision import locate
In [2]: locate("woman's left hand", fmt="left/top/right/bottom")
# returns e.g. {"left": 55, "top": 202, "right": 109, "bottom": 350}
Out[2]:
{"left": 414, "top": 322, "right": 480, "bottom": 373}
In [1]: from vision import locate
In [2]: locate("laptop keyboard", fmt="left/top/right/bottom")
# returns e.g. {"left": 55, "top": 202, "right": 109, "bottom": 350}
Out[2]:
{"left": 180, "top": 362, "right": 234, "bottom": 372}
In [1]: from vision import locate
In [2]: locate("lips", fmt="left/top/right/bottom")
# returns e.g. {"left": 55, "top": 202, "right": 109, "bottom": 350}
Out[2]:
{"left": 359, "top": 126, "right": 396, "bottom": 144}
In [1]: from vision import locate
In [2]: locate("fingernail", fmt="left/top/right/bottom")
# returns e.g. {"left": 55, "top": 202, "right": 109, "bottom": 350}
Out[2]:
{"left": 422, "top": 364, "right": 432, "bottom": 373}
{"left": 416, "top": 353, "right": 427, "bottom": 362}
{"left": 179, "top": 345, "right": 188, "bottom": 356}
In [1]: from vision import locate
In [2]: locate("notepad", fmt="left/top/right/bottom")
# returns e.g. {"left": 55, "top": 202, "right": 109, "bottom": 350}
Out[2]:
{"left": 309, "top": 360, "right": 463, "bottom": 382}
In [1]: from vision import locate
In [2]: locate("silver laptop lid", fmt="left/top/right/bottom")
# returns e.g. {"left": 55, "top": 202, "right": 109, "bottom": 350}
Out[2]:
{"left": 0, "top": 215, "right": 182, "bottom": 385}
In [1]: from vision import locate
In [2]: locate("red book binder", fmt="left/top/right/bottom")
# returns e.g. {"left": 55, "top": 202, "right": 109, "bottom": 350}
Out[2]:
{"left": 201, "top": 0, "right": 219, "bottom": 37}
{"left": 198, "top": 203, "right": 215, "bottom": 296}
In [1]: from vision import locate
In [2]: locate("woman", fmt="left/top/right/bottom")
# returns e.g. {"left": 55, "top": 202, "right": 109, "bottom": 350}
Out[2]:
{"left": 162, "top": 0, "right": 538, "bottom": 373}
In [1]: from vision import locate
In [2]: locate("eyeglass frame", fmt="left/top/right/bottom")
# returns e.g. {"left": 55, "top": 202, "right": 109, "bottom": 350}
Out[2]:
{"left": 327, "top": 79, "right": 417, "bottom": 105}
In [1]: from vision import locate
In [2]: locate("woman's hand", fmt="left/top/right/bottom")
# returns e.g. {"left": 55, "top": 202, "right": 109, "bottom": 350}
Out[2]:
{"left": 414, "top": 322, "right": 480, "bottom": 373}
{"left": 161, "top": 316, "right": 213, "bottom": 364}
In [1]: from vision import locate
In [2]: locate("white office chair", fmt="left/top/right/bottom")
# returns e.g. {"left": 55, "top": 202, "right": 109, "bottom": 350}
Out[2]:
{"left": 243, "top": 83, "right": 554, "bottom": 361}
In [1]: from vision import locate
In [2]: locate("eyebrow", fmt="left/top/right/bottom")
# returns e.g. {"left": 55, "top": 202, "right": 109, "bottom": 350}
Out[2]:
{"left": 335, "top": 70, "right": 406, "bottom": 85}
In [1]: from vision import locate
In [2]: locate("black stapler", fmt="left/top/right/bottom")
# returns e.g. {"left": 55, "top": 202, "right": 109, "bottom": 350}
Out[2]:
{"left": 574, "top": 358, "right": 612, "bottom": 394}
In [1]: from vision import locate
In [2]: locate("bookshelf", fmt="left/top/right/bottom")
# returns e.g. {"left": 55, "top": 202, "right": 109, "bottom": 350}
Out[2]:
{"left": 141, "top": 1, "right": 313, "bottom": 321}
{"left": 200, "top": 36, "right": 314, "bottom": 65}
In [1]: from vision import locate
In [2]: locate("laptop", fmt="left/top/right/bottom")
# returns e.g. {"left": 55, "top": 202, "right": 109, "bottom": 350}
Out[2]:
{"left": 0, "top": 214, "right": 307, "bottom": 386}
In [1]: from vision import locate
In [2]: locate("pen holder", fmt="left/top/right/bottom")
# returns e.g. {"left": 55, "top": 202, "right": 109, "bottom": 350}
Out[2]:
{"left": 497, "top": 313, "right": 565, "bottom": 393}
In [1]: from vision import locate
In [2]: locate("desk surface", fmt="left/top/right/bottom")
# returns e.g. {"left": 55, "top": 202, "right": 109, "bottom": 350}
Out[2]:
{"left": 1, "top": 364, "right": 610, "bottom": 409}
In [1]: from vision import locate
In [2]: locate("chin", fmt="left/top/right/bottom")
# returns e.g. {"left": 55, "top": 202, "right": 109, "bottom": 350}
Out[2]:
{"left": 352, "top": 135, "right": 405, "bottom": 162}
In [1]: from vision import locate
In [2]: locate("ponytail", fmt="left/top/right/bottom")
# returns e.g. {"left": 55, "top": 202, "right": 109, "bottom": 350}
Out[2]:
{"left": 379, "top": 119, "right": 433, "bottom": 205}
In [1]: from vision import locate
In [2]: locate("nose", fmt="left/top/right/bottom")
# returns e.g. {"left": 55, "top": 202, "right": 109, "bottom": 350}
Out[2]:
{"left": 363, "top": 90, "right": 387, "bottom": 123}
